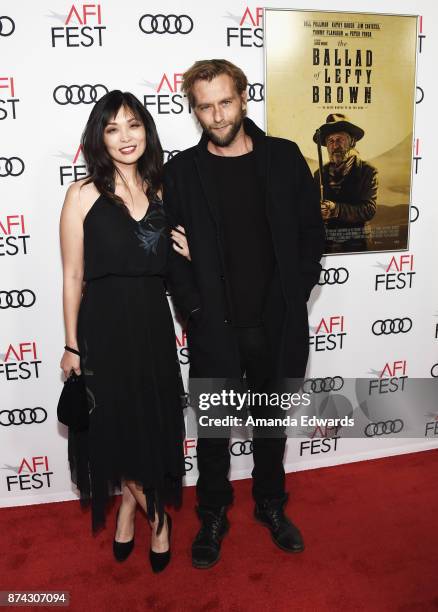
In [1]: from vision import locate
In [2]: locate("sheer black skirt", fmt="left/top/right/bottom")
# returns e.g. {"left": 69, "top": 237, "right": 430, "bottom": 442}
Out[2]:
{"left": 68, "top": 275, "right": 185, "bottom": 532}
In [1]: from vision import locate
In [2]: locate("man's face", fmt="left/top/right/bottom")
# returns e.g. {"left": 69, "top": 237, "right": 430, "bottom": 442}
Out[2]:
{"left": 192, "top": 74, "right": 246, "bottom": 147}
{"left": 326, "top": 131, "right": 353, "bottom": 165}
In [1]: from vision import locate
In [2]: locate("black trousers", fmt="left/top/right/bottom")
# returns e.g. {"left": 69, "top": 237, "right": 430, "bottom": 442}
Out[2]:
{"left": 196, "top": 325, "right": 287, "bottom": 508}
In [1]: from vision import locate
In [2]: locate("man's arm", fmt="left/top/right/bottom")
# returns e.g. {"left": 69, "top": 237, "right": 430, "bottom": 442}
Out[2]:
{"left": 326, "top": 165, "right": 378, "bottom": 223}
{"left": 163, "top": 167, "right": 201, "bottom": 321}
{"left": 294, "top": 144, "right": 325, "bottom": 300}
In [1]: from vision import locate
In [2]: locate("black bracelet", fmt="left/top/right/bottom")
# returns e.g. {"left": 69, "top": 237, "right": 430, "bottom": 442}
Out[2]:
{"left": 64, "top": 345, "right": 81, "bottom": 357}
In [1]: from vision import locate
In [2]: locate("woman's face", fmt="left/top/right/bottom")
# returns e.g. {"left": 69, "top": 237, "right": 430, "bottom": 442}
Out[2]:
{"left": 103, "top": 105, "right": 146, "bottom": 166}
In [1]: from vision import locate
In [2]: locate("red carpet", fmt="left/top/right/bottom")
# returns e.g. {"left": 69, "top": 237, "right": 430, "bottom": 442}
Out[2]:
{"left": 1, "top": 449, "right": 438, "bottom": 612}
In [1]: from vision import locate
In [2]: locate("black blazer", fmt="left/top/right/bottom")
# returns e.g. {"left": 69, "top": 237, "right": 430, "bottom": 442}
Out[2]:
{"left": 163, "top": 118, "right": 325, "bottom": 379}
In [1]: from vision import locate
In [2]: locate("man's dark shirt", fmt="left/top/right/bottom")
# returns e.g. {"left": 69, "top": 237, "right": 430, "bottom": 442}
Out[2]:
{"left": 204, "top": 149, "right": 275, "bottom": 327}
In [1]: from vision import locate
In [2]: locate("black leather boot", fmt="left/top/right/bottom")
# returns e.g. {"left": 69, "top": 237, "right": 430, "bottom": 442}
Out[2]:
{"left": 254, "top": 494, "right": 304, "bottom": 553}
{"left": 191, "top": 506, "right": 230, "bottom": 569}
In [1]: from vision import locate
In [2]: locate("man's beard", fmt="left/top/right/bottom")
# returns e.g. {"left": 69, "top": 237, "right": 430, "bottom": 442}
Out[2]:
{"left": 329, "top": 148, "right": 350, "bottom": 165}
{"left": 201, "top": 113, "right": 244, "bottom": 147}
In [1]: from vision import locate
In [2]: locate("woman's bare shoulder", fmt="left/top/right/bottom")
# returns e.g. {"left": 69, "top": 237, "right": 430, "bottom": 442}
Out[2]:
{"left": 64, "top": 179, "right": 101, "bottom": 219}
{"left": 65, "top": 178, "right": 98, "bottom": 201}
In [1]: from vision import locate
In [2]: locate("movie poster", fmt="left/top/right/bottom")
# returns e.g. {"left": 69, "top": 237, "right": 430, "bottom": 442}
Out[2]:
{"left": 265, "top": 10, "right": 418, "bottom": 255}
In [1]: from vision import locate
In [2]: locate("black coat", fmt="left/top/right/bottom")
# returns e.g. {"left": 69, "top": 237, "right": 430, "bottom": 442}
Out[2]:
{"left": 315, "top": 157, "right": 378, "bottom": 228}
{"left": 163, "top": 118, "right": 325, "bottom": 379}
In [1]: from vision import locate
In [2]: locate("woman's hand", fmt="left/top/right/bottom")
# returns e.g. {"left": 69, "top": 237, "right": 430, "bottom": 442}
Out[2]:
{"left": 171, "top": 225, "right": 191, "bottom": 261}
{"left": 60, "top": 350, "right": 81, "bottom": 379}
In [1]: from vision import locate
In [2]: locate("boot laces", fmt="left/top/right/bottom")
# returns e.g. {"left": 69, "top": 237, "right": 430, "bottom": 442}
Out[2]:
{"left": 265, "top": 504, "right": 284, "bottom": 531}
{"left": 200, "top": 510, "right": 223, "bottom": 542}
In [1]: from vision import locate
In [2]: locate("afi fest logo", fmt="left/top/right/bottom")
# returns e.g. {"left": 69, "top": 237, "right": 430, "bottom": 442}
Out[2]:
{"left": 368, "top": 360, "right": 408, "bottom": 395}
{"left": 184, "top": 438, "right": 197, "bottom": 472}
{"left": 309, "top": 315, "right": 346, "bottom": 351}
{"left": 51, "top": 4, "right": 106, "bottom": 47}
{"left": 299, "top": 424, "right": 340, "bottom": 456}
{"left": 424, "top": 400, "right": 438, "bottom": 437}
{"left": 226, "top": 6, "right": 263, "bottom": 47}
{"left": 0, "top": 77, "right": 19, "bottom": 120}
{"left": 374, "top": 254, "right": 415, "bottom": 291}
{"left": 418, "top": 15, "right": 425, "bottom": 53}
{"left": 0, "top": 215, "right": 30, "bottom": 257}
{"left": 176, "top": 329, "right": 189, "bottom": 366}
{"left": 5, "top": 456, "right": 54, "bottom": 492}
{"left": 143, "top": 72, "right": 191, "bottom": 115}
{"left": 58, "top": 144, "right": 87, "bottom": 185}
{"left": 0, "top": 342, "right": 41, "bottom": 382}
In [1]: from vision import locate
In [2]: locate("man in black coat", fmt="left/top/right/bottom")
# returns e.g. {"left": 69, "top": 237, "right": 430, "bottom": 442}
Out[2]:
{"left": 164, "top": 59, "right": 325, "bottom": 569}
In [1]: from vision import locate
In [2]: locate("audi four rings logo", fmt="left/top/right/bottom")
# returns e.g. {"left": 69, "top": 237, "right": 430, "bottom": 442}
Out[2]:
{"left": 53, "top": 84, "right": 109, "bottom": 105}
{"left": 0, "top": 157, "right": 25, "bottom": 177}
{"left": 303, "top": 376, "right": 344, "bottom": 393}
{"left": 0, "top": 290, "right": 36, "bottom": 309}
{"left": 0, "top": 16, "right": 15, "bottom": 36}
{"left": 139, "top": 14, "right": 194, "bottom": 34}
{"left": 230, "top": 440, "right": 253, "bottom": 456}
{"left": 247, "top": 83, "right": 264, "bottom": 102}
{"left": 364, "top": 419, "right": 404, "bottom": 437}
{"left": 318, "top": 268, "right": 349, "bottom": 285}
{"left": 410, "top": 205, "right": 419, "bottom": 223}
{"left": 0, "top": 408, "right": 47, "bottom": 427}
{"left": 372, "top": 318, "right": 412, "bottom": 335}
{"left": 164, "top": 150, "right": 180, "bottom": 161}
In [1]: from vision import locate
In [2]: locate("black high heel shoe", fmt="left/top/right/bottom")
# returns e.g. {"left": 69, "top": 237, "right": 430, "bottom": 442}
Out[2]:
{"left": 149, "top": 513, "right": 172, "bottom": 573}
{"left": 113, "top": 509, "right": 135, "bottom": 562}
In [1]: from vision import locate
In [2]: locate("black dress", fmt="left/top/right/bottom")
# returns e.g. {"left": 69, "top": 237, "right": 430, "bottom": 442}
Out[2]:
{"left": 68, "top": 192, "right": 185, "bottom": 532}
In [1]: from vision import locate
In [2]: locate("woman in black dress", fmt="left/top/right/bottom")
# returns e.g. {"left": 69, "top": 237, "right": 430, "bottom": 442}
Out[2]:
{"left": 59, "top": 91, "right": 189, "bottom": 572}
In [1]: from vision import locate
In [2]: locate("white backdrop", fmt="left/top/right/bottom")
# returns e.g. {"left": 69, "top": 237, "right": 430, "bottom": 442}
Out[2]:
{"left": 1, "top": 0, "right": 437, "bottom": 508}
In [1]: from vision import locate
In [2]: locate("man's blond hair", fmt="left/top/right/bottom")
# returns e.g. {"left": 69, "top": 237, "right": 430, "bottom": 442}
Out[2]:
{"left": 182, "top": 59, "right": 248, "bottom": 107}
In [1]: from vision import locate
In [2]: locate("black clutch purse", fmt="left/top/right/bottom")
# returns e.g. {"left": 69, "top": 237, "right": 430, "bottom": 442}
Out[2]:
{"left": 57, "top": 372, "right": 89, "bottom": 432}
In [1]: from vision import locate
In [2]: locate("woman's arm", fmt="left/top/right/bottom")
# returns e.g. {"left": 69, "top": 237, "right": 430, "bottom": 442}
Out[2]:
{"left": 162, "top": 171, "right": 200, "bottom": 321}
{"left": 59, "top": 182, "right": 85, "bottom": 378}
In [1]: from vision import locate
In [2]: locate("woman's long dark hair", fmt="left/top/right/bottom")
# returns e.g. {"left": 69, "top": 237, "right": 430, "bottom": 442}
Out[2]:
{"left": 81, "top": 90, "right": 163, "bottom": 210}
